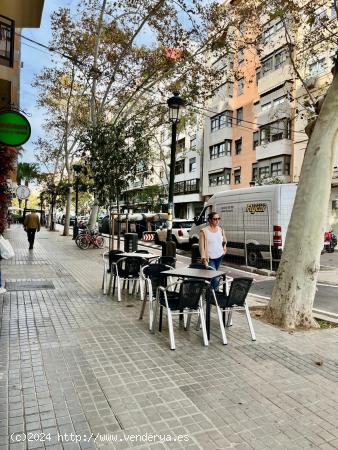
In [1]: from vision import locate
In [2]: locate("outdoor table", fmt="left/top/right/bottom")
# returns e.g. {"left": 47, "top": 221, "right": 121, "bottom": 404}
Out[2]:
{"left": 161, "top": 267, "right": 226, "bottom": 340}
{"left": 118, "top": 252, "right": 158, "bottom": 260}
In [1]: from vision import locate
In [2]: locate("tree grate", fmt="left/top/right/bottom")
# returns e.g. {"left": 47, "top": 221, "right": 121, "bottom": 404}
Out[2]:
{"left": 5, "top": 281, "right": 55, "bottom": 291}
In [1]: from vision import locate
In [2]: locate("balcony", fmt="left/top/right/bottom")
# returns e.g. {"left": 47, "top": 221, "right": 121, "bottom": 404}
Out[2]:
{"left": 1, "top": 0, "right": 44, "bottom": 27}
{"left": 258, "top": 64, "right": 293, "bottom": 95}
{"left": 256, "top": 138, "right": 293, "bottom": 160}
{"left": 174, "top": 179, "right": 200, "bottom": 195}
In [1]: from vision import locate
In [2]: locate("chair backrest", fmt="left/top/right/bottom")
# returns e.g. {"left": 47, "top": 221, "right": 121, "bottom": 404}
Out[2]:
{"left": 178, "top": 279, "right": 207, "bottom": 310}
{"left": 117, "top": 256, "right": 147, "bottom": 277}
{"left": 135, "top": 250, "right": 149, "bottom": 254}
{"left": 189, "top": 263, "right": 213, "bottom": 270}
{"left": 109, "top": 250, "right": 124, "bottom": 268}
{"left": 226, "top": 277, "right": 253, "bottom": 307}
{"left": 143, "top": 263, "right": 170, "bottom": 291}
{"left": 157, "top": 256, "right": 176, "bottom": 268}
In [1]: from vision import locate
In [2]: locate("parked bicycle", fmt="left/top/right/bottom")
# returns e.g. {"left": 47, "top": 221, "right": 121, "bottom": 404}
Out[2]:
{"left": 76, "top": 228, "right": 105, "bottom": 249}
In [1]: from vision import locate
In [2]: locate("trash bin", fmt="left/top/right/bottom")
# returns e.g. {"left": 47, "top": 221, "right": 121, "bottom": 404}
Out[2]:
{"left": 191, "top": 243, "right": 201, "bottom": 264}
{"left": 124, "top": 233, "right": 138, "bottom": 252}
{"left": 161, "top": 240, "right": 176, "bottom": 257}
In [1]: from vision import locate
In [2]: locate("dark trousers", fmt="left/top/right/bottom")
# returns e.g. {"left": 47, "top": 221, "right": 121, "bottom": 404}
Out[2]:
{"left": 27, "top": 229, "right": 37, "bottom": 248}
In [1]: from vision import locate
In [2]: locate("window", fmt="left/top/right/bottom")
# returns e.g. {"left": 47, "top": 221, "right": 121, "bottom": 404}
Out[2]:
{"left": 308, "top": 58, "right": 326, "bottom": 76}
{"left": 238, "top": 48, "right": 244, "bottom": 64}
{"left": 174, "top": 181, "right": 185, "bottom": 194}
{"left": 261, "top": 102, "right": 271, "bottom": 111}
{"left": 275, "top": 20, "right": 283, "bottom": 32}
{"left": 190, "top": 135, "right": 196, "bottom": 150}
{"left": 185, "top": 179, "right": 199, "bottom": 193}
{"left": 284, "top": 156, "right": 291, "bottom": 175}
{"left": 252, "top": 165, "right": 258, "bottom": 181}
{"left": 253, "top": 131, "right": 259, "bottom": 149}
{"left": 175, "top": 159, "right": 185, "bottom": 175}
{"left": 274, "top": 49, "right": 286, "bottom": 69}
{"left": 262, "top": 25, "right": 274, "bottom": 41}
{"left": 210, "top": 111, "right": 232, "bottom": 132}
{"left": 260, "top": 119, "right": 290, "bottom": 144}
{"left": 160, "top": 131, "right": 165, "bottom": 142}
{"left": 274, "top": 95, "right": 286, "bottom": 106}
{"left": 159, "top": 170, "right": 164, "bottom": 179}
{"left": 256, "top": 68, "right": 261, "bottom": 85}
{"left": 189, "top": 157, "right": 196, "bottom": 172}
{"left": 226, "top": 82, "right": 234, "bottom": 98}
{"left": 271, "top": 162, "right": 282, "bottom": 176}
{"left": 331, "top": 2, "right": 338, "bottom": 18}
{"left": 209, "top": 140, "right": 232, "bottom": 159}
{"left": 209, "top": 170, "right": 231, "bottom": 187}
{"left": 235, "top": 138, "right": 242, "bottom": 155}
{"left": 176, "top": 138, "right": 185, "bottom": 153}
{"left": 262, "top": 56, "right": 273, "bottom": 74}
{"left": 236, "top": 107, "right": 243, "bottom": 125}
{"left": 234, "top": 169, "right": 241, "bottom": 184}
{"left": 0, "top": 16, "right": 14, "bottom": 67}
{"left": 259, "top": 166, "right": 270, "bottom": 178}
{"left": 237, "top": 78, "right": 244, "bottom": 95}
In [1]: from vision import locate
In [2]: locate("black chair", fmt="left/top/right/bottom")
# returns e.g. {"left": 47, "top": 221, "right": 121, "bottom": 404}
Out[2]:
{"left": 102, "top": 250, "right": 124, "bottom": 294}
{"left": 110, "top": 256, "right": 148, "bottom": 301}
{"left": 210, "top": 277, "right": 255, "bottom": 344}
{"left": 139, "top": 263, "right": 172, "bottom": 329}
{"left": 156, "top": 256, "right": 176, "bottom": 268}
{"left": 152, "top": 279, "right": 209, "bottom": 350}
{"left": 135, "top": 250, "right": 150, "bottom": 254}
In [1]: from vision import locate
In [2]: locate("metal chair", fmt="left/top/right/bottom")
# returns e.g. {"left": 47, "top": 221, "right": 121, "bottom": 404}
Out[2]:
{"left": 139, "top": 263, "right": 172, "bottom": 330}
{"left": 210, "top": 277, "right": 255, "bottom": 345}
{"left": 102, "top": 250, "right": 124, "bottom": 294}
{"left": 152, "top": 279, "right": 209, "bottom": 350}
{"left": 111, "top": 256, "right": 147, "bottom": 302}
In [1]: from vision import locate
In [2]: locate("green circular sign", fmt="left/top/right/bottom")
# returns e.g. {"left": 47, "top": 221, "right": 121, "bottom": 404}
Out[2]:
{"left": 0, "top": 111, "right": 31, "bottom": 146}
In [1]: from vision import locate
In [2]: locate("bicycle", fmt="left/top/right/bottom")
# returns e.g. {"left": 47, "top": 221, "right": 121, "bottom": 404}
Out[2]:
{"left": 77, "top": 229, "right": 105, "bottom": 249}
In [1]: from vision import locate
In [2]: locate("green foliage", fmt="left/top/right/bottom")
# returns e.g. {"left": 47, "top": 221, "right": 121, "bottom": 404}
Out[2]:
{"left": 80, "top": 119, "right": 151, "bottom": 206}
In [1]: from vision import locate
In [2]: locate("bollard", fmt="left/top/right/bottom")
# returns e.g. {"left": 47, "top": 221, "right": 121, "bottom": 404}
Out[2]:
{"left": 161, "top": 240, "right": 176, "bottom": 258}
{"left": 124, "top": 233, "right": 138, "bottom": 252}
{"left": 191, "top": 243, "right": 201, "bottom": 264}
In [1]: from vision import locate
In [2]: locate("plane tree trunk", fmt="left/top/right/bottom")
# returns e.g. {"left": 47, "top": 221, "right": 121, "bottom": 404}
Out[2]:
{"left": 264, "top": 64, "right": 338, "bottom": 329}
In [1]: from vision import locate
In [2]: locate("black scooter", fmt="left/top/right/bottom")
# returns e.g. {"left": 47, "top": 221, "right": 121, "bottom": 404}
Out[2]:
{"left": 324, "top": 231, "right": 337, "bottom": 253}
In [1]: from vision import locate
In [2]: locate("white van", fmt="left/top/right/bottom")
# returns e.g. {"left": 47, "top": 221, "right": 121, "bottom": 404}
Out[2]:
{"left": 189, "top": 183, "right": 298, "bottom": 267}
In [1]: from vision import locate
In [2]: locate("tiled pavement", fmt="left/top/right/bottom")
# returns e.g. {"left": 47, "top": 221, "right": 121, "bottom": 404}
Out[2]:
{"left": 1, "top": 226, "right": 338, "bottom": 450}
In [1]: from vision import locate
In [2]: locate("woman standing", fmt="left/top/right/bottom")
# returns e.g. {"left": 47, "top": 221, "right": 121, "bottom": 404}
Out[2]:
{"left": 199, "top": 212, "right": 227, "bottom": 288}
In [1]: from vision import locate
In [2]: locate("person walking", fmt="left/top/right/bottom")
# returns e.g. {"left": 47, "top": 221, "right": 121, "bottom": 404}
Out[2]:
{"left": 199, "top": 211, "right": 227, "bottom": 289}
{"left": 24, "top": 211, "right": 40, "bottom": 250}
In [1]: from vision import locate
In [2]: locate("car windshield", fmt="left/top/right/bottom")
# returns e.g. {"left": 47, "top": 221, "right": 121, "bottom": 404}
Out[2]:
{"left": 173, "top": 221, "right": 193, "bottom": 228}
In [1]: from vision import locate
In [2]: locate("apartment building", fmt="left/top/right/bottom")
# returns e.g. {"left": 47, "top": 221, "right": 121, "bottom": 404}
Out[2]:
{"left": 201, "top": 3, "right": 338, "bottom": 232}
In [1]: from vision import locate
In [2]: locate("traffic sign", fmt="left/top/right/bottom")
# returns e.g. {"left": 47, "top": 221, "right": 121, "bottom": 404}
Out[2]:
{"left": 142, "top": 232, "right": 156, "bottom": 241}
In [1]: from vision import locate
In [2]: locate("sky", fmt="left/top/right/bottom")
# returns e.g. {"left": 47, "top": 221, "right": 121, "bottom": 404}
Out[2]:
{"left": 20, "top": 0, "right": 74, "bottom": 164}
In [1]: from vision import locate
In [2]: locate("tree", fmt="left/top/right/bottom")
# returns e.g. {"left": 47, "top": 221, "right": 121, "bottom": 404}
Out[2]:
{"left": 228, "top": 0, "right": 338, "bottom": 328}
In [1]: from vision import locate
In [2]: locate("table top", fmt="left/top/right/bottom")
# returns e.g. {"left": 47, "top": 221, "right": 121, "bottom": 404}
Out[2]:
{"left": 161, "top": 267, "right": 225, "bottom": 280}
{"left": 118, "top": 252, "right": 158, "bottom": 259}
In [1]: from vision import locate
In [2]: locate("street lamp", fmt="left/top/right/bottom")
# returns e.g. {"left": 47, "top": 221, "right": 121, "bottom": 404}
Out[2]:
{"left": 166, "top": 91, "right": 185, "bottom": 244}
{"left": 72, "top": 164, "right": 82, "bottom": 239}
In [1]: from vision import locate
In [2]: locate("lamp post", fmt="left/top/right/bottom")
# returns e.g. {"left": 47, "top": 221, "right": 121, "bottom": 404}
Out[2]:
{"left": 166, "top": 92, "right": 185, "bottom": 243}
{"left": 72, "top": 164, "right": 82, "bottom": 239}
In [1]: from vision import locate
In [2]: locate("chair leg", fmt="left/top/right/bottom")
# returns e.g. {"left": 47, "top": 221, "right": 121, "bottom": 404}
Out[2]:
{"left": 117, "top": 277, "right": 122, "bottom": 302}
{"left": 226, "top": 310, "right": 233, "bottom": 327}
{"left": 159, "top": 306, "right": 163, "bottom": 332}
{"left": 244, "top": 303, "right": 256, "bottom": 341}
{"left": 108, "top": 272, "right": 113, "bottom": 295}
{"left": 184, "top": 313, "right": 192, "bottom": 331}
{"left": 217, "top": 307, "right": 228, "bottom": 345}
{"left": 139, "top": 296, "right": 147, "bottom": 320}
{"left": 199, "top": 306, "right": 209, "bottom": 347}
{"left": 112, "top": 275, "right": 116, "bottom": 295}
{"left": 151, "top": 291, "right": 159, "bottom": 334}
{"left": 167, "top": 309, "right": 176, "bottom": 350}
{"left": 102, "top": 269, "right": 106, "bottom": 293}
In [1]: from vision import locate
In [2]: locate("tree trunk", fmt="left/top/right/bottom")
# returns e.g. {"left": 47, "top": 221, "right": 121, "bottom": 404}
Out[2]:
{"left": 264, "top": 66, "right": 338, "bottom": 329}
{"left": 63, "top": 187, "right": 73, "bottom": 236}
{"left": 88, "top": 198, "right": 99, "bottom": 230}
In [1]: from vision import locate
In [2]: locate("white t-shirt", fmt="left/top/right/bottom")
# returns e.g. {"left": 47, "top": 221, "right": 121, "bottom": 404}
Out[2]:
{"left": 207, "top": 228, "right": 224, "bottom": 259}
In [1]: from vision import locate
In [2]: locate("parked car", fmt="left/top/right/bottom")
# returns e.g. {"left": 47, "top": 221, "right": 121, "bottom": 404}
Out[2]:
{"left": 155, "top": 219, "right": 194, "bottom": 246}
{"left": 61, "top": 214, "right": 76, "bottom": 226}
{"left": 98, "top": 215, "right": 110, "bottom": 234}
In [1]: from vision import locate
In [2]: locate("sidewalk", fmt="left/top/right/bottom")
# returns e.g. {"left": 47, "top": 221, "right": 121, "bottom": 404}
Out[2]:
{"left": 1, "top": 225, "right": 338, "bottom": 450}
